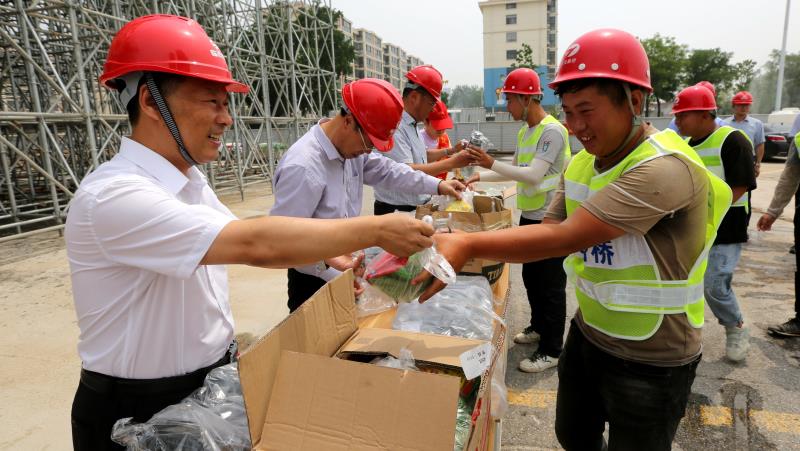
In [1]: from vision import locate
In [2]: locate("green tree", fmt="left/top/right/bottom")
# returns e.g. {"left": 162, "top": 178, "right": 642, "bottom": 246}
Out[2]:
{"left": 683, "top": 48, "right": 738, "bottom": 93}
{"left": 751, "top": 50, "right": 800, "bottom": 113}
{"left": 733, "top": 59, "right": 758, "bottom": 92}
{"left": 511, "top": 43, "right": 537, "bottom": 69}
{"left": 448, "top": 85, "right": 484, "bottom": 108}
{"left": 640, "top": 34, "right": 688, "bottom": 116}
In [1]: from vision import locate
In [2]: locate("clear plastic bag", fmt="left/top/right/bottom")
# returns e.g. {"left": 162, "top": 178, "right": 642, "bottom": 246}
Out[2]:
{"left": 392, "top": 276, "right": 497, "bottom": 340}
{"left": 355, "top": 277, "right": 397, "bottom": 318}
{"left": 453, "top": 397, "right": 472, "bottom": 451}
{"left": 364, "top": 251, "right": 430, "bottom": 302}
{"left": 370, "top": 347, "right": 418, "bottom": 371}
{"left": 111, "top": 363, "right": 250, "bottom": 450}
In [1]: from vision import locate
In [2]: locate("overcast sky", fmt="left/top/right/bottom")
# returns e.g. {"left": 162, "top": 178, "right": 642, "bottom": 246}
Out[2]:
{"left": 331, "top": 0, "right": 799, "bottom": 88}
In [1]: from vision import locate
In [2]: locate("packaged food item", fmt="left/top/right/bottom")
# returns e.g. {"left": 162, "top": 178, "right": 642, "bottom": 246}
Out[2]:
{"left": 445, "top": 199, "right": 473, "bottom": 212}
{"left": 364, "top": 251, "right": 430, "bottom": 302}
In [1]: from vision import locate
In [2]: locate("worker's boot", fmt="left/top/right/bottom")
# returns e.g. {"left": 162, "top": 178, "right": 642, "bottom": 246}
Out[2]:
{"left": 513, "top": 326, "right": 540, "bottom": 345}
{"left": 725, "top": 325, "right": 750, "bottom": 362}
{"left": 768, "top": 318, "right": 800, "bottom": 337}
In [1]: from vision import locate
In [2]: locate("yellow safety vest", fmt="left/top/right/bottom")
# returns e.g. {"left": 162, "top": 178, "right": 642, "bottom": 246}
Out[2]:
{"left": 516, "top": 115, "right": 571, "bottom": 211}
{"left": 563, "top": 129, "right": 732, "bottom": 340}
{"left": 689, "top": 125, "right": 751, "bottom": 211}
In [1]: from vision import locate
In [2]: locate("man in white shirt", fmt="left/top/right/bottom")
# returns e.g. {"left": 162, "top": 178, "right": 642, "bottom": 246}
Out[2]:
{"left": 68, "top": 15, "right": 434, "bottom": 450}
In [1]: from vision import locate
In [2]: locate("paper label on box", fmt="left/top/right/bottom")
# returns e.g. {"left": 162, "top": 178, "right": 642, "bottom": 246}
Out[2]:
{"left": 460, "top": 342, "right": 493, "bottom": 380}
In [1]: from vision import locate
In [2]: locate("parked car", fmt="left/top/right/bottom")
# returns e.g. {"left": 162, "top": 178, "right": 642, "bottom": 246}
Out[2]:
{"left": 763, "top": 123, "right": 791, "bottom": 161}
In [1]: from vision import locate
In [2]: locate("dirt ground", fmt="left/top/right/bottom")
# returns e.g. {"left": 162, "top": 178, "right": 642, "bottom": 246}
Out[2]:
{"left": 0, "top": 161, "right": 796, "bottom": 450}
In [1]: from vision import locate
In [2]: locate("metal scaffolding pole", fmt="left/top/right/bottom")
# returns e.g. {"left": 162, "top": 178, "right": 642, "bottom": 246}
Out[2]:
{"left": 0, "top": 0, "right": 337, "bottom": 239}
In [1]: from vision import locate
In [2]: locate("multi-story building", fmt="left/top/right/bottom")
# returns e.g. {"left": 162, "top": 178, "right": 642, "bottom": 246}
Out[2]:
{"left": 353, "top": 28, "right": 384, "bottom": 80}
{"left": 479, "top": 0, "right": 558, "bottom": 108}
{"left": 405, "top": 54, "right": 424, "bottom": 73}
{"left": 335, "top": 14, "right": 356, "bottom": 85}
{"left": 382, "top": 42, "right": 406, "bottom": 91}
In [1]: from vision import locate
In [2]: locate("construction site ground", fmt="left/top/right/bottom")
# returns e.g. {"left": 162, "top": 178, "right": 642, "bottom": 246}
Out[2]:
{"left": 1, "top": 159, "right": 798, "bottom": 450}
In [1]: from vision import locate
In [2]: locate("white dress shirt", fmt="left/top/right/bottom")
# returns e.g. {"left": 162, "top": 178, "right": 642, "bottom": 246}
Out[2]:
{"left": 65, "top": 137, "right": 236, "bottom": 379}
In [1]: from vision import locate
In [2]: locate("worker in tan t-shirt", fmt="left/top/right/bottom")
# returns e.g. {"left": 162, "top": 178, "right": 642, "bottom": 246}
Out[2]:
{"left": 414, "top": 29, "right": 731, "bottom": 450}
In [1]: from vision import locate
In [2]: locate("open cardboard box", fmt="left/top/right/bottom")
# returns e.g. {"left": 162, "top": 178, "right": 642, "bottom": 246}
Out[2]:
{"left": 239, "top": 266, "right": 510, "bottom": 450}
{"left": 416, "top": 196, "right": 513, "bottom": 289}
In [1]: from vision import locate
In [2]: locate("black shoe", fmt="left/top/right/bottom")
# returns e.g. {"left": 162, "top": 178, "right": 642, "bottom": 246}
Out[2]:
{"left": 790, "top": 244, "right": 796, "bottom": 254}
{"left": 768, "top": 318, "right": 800, "bottom": 337}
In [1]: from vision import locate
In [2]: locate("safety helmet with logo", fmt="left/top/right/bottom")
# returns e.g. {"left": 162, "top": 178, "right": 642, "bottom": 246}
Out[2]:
{"left": 694, "top": 81, "right": 716, "bottom": 97}
{"left": 342, "top": 78, "right": 403, "bottom": 152}
{"left": 502, "top": 68, "right": 543, "bottom": 96}
{"left": 549, "top": 28, "right": 652, "bottom": 92}
{"left": 732, "top": 91, "right": 754, "bottom": 105}
{"left": 427, "top": 100, "right": 454, "bottom": 131}
{"left": 671, "top": 85, "right": 717, "bottom": 114}
{"left": 99, "top": 15, "right": 248, "bottom": 166}
{"left": 405, "top": 65, "right": 443, "bottom": 100}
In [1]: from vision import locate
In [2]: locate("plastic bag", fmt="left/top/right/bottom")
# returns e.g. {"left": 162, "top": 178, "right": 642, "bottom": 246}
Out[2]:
{"left": 111, "top": 363, "right": 250, "bottom": 451}
{"left": 419, "top": 216, "right": 457, "bottom": 286}
{"left": 370, "top": 347, "right": 418, "bottom": 371}
{"left": 355, "top": 277, "right": 397, "bottom": 317}
{"left": 393, "top": 276, "right": 497, "bottom": 340}
{"left": 364, "top": 251, "right": 430, "bottom": 302}
{"left": 454, "top": 397, "right": 472, "bottom": 451}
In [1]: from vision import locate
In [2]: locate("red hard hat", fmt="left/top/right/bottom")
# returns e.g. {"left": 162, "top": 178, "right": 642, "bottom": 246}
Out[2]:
{"left": 427, "top": 100, "right": 453, "bottom": 130}
{"left": 405, "top": 65, "right": 443, "bottom": 100}
{"left": 672, "top": 85, "right": 717, "bottom": 114}
{"left": 342, "top": 78, "right": 403, "bottom": 152}
{"left": 99, "top": 15, "right": 248, "bottom": 93}
{"left": 732, "top": 91, "right": 753, "bottom": 105}
{"left": 694, "top": 81, "right": 716, "bottom": 97}
{"left": 549, "top": 28, "right": 652, "bottom": 92}
{"left": 502, "top": 68, "right": 543, "bottom": 95}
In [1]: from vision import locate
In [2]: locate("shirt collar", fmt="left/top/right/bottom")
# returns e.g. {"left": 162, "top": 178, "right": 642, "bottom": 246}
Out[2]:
{"left": 313, "top": 118, "right": 344, "bottom": 162}
{"left": 117, "top": 137, "right": 197, "bottom": 195}
{"left": 402, "top": 110, "right": 419, "bottom": 129}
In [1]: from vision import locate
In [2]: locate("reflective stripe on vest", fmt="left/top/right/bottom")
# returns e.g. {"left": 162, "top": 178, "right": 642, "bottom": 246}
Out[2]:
{"left": 516, "top": 115, "right": 571, "bottom": 211}
{"left": 690, "top": 125, "right": 750, "bottom": 210}
{"left": 564, "top": 129, "right": 732, "bottom": 340}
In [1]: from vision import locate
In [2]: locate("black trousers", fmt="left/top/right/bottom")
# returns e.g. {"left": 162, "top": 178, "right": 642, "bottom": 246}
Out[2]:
{"left": 373, "top": 200, "right": 416, "bottom": 216}
{"left": 519, "top": 217, "right": 567, "bottom": 357}
{"left": 287, "top": 268, "right": 327, "bottom": 312}
{"left": 71, "top": 349, "right": 232, "bottom": 450}
{"left": 555, "top": 321, "right": 699, "bottom": 451}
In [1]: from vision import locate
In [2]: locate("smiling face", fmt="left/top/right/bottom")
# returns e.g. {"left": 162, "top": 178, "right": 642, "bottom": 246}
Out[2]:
{"left": 167, "top": 77, "right": 234, "bottom": 164}
{"left": 561, "top": 84, "right": 636, "bottom": 157}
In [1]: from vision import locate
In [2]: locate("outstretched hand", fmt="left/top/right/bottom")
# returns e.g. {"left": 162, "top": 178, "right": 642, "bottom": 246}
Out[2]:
{"left": 411, "top": 231, "right": 472, "bottom": 301}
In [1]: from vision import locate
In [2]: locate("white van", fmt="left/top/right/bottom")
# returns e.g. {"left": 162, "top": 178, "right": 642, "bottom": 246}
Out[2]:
{"left": 767, "top": 107, "right": 800, "bottom": 132}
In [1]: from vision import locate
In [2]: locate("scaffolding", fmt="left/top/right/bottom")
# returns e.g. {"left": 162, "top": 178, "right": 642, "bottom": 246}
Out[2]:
{"left": 0, "top": 0, "right": 338, "bottom": 241}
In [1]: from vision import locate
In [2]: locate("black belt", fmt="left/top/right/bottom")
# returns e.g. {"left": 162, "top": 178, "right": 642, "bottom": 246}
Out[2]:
{"left": 374, "top": 200, "right": 417, "bottom": 212}
{"left": 80, "top": 342, "right": 236, "bottom": 396}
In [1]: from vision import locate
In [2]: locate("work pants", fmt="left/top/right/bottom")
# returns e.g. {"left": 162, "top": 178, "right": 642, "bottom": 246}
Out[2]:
{"left": 704, "top": 243, "right": 744, "bottom": 327}
{"left": 287, "top": 268, "right": 327, "bottom": 312}
{"left": 519, "top": 217, "right": 567, "bottom": 358}
{"left": 555, "top": 321, "right": 699, "bottom": 451}
{"left": 71, "top": 348, "right": 233, "bottom": 450}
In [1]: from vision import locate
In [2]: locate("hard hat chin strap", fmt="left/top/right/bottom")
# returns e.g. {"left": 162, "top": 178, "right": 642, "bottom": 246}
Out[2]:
{"left": 623, "top": 83, "right": 643, "bottom": 128}
{"left": 144, "top": 72, "right": 199, "bottom": 166}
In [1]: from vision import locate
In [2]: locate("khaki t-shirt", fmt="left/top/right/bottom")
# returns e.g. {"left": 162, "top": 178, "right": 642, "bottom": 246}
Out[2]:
{"left": 546, "top": 140, "right": 709, "bottom": 366}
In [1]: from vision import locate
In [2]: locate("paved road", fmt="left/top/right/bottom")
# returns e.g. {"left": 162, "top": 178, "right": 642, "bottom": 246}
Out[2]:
{"left": 496, "top": 160, "right": 800, "bottom": 450}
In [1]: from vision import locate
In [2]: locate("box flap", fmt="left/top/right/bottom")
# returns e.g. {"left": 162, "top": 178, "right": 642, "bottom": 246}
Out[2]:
{"left": 239, "top": 271, "right": 358, "bottom": 447}
{"left": 337, "top": 328, "right": 486, "bottom": 368}
{"left": 261, "top": 351, "right": 460, "bottom": 451}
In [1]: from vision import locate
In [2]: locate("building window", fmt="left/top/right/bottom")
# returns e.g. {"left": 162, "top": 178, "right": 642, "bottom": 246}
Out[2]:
{"left": 506, "top": 2, "right": 516, "bottom": 8}
{"left": 506, "top": 32, "right": 517, "bottom": 42}
{"left": 507, "top": 49, "right": 518, "bottom": 60}
{"left": 506, "top": 14, "right": 517, "bottom": 25}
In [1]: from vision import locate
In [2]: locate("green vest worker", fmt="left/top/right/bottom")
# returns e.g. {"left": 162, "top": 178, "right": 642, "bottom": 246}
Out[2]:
{"left": 673, "top": 85, "right": 756, "bottom": 362}
{"left": 466, "top": 68, "right": 570, "bottom": 373}
{"left": 416, "top": 28, "right": 732, "bottom": 450}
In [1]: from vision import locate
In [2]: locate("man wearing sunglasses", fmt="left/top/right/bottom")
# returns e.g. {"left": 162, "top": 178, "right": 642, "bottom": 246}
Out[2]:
{"left": 373, "top": 65, "right": 471, "bottom": 215}
{"left": 270, "top": 78, "right": 464, "bottom": 311}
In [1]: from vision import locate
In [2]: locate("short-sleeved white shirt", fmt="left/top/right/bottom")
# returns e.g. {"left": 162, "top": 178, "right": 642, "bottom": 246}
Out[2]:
{"left": 65, "top": 137, "right": 236, "bottom": 379}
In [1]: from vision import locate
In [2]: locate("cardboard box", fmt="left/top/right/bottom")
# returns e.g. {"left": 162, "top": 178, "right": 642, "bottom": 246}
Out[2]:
{"left": 238, "top": 267, "right": 510, "bottom": 450}
{"left": 416, "top": 196, "right": 513, "bottom": 288}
